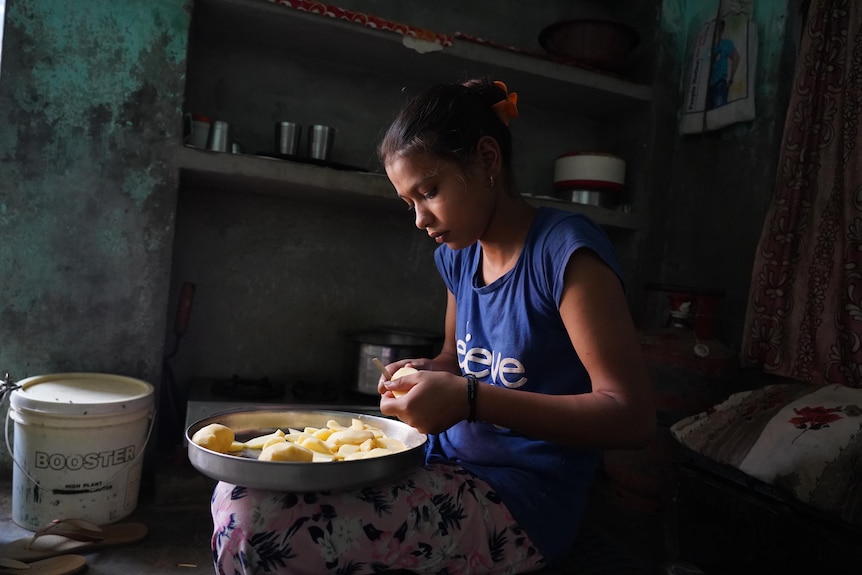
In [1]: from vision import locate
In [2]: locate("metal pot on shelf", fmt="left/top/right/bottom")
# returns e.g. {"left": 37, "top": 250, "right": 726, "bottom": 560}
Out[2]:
{"left": 342, "top": 327, "right": 442, "bottom": 396}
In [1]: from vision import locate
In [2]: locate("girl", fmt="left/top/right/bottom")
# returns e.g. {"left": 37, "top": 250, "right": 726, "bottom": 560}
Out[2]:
{"left": 211, "top": 78, "right": 654, "bottom": 575}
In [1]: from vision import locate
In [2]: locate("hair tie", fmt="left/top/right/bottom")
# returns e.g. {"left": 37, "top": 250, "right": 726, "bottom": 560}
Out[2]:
{"left": 491, "top": 81, "right": 519, "bottom": 126}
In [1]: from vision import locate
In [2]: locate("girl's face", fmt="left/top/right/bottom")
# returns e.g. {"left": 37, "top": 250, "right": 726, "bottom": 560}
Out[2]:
{"left": 385, "top": 152, "right": 493, "bottom": 250}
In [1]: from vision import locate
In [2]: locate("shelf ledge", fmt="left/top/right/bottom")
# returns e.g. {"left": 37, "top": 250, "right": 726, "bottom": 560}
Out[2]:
{"left": 173, "top": 145, "right": 641, "bottom": 230}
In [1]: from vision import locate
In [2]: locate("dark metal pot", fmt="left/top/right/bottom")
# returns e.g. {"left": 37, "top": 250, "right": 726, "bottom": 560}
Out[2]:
{"left": 343, "top": 327, "right": 442, "bottom": 396}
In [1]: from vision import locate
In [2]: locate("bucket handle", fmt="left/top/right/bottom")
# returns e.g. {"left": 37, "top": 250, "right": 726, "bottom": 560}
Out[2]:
{"left": 5, "top": 409, "right": 157, "bottom": 494}
{"left": 0, "top": 372, "right": 20, "bottom": 402}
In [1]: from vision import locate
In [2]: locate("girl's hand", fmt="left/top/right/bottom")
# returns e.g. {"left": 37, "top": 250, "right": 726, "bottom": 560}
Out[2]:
{"left": 376, "top": 357, "right": 435, "bottom": 393}
{"left": 379, "top": 370, "right": 467, "bottom": 434}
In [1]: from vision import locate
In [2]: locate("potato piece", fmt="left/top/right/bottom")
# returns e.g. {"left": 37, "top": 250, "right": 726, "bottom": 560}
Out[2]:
{"left": 284, "top": 431, "right": 306, "bottom": 443}
{"left": 244, "top": 429, "right": 285, "bottom": 449}
{"left": 359, "top": 437, "right": 374, "bottom": 452}
{"left": 299, "top": 436, "right": 334, "bottom": 455}
{"left": 327, "top": 428, "right": 375, "bottom": 446}
{"left": 389, "top": 366, "right": 418, "bottom": 397}
{"left": 259, "top": 442, "right": 314, "bottom": 462}
{"left": 326, "top": 419, "right": 347, "bottom": 430}
{"left": 375, "top": 436, "right": 407, "bottom": 452}
{"left": 364, "top": 447, "right": 395, "bottom": 459}
{"left": 263, "top": 436, "right": 287, "bottom": 450}
{"left": 229, "top": 441, "right": 247, "bottom": 452}
{"left": 337, "top": 443, "right": 362, "bottom": 457}
{"left": 191, "top": 423, "right": 235, "bottom": 454}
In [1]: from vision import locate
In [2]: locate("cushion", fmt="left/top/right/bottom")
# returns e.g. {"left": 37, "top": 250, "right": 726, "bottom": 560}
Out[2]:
{"left": 670, "top": 383, "right": 862, "bottom": 528}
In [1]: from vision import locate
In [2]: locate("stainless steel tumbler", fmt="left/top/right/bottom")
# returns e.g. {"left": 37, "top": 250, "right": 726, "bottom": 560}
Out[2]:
{"left": 206, "top": 120, "right": 231, "bottom": 152}
{"left": 275, "top": 122, "right": 301, "bottom": 155}
{"left": 307, "top": 124, "right": 335, "bottom": 161}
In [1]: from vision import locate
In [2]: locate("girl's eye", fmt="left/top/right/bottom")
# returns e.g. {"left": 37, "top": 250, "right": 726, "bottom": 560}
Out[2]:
{"left": 424, "top": 186, "right": 438, "bottom": 200}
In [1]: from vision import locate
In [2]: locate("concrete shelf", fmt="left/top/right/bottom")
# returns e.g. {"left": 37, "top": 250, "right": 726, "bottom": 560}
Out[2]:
{"left": 173, "top": 145, "right": 642, "bottom": 230}
{"left": 182, "top": 1, "right": 647, "bottom": 231}
{"left": 193, "top": 0, "right": 653, "bottom": 116}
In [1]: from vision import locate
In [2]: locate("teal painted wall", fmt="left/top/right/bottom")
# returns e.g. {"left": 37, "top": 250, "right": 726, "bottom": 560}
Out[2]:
{"left": 0, "top": 0, "right": 188, "bottom": 419}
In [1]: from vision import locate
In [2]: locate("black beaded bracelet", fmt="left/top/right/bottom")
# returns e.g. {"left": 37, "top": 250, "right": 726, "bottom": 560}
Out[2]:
{"left": 465, "top": 374, "right": 478, "bottom": 422}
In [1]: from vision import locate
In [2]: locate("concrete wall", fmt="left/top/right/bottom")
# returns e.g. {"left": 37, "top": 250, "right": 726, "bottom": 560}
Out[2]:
{"left": 0, "top": 0, "right": 189, "bottom": 462}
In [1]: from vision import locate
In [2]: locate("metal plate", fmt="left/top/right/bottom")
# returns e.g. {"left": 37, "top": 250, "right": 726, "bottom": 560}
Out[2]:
{"left": 186, "top": 408, "right": 427, "bottom": 491}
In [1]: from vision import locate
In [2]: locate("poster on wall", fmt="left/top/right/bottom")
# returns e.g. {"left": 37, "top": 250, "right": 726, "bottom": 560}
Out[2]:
{"left": 679, "top": 1, "right": 758, "bottom": 134}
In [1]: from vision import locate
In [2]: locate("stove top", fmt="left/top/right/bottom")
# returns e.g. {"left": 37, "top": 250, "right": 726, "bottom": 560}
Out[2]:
{"left": 184, "top": 376, "right": 382, "bottom": 432}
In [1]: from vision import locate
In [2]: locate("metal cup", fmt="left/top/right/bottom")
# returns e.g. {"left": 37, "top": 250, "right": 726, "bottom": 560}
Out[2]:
{"left": 275, "top": 121, "right": 301, "bottom": 155}
{"left": 206, "top": 120, "right": 231, "bottom": 152}
{"left": 307, "top": 124, "right": 335, "bottom": 161}
{"left": 183, "top": 113, "right": 211, "bottom": 148}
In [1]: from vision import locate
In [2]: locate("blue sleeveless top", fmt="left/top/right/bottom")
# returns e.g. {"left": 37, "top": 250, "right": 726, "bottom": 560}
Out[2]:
{"left": 426, "top": 207, "right": 623, "bottom": 563}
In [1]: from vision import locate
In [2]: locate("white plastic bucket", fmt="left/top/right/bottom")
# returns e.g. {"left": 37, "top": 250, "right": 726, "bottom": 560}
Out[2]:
{"left": 6, "top": 373, "right": 155, "bottom": 530}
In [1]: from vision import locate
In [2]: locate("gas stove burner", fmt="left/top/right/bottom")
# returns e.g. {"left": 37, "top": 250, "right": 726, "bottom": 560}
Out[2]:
{"left": 211, "top": 375, "right": 285, "bottom": 400}
{"left": 291, "top": 380, "right": 339, "bottom": 403}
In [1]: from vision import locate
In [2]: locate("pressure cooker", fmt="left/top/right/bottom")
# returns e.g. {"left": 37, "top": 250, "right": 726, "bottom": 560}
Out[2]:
{"left": 343, "top": 327, "right": 443, "bottom": 396}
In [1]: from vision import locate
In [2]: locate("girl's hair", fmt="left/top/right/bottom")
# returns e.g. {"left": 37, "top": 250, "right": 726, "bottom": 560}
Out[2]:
{"left": 378, "top": 77, "right": 514, "bottom": 179}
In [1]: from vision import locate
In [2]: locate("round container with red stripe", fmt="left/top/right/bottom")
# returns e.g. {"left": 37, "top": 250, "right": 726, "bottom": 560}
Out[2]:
{"left": 553, "top": 152, "right": 626, "bottom": 191}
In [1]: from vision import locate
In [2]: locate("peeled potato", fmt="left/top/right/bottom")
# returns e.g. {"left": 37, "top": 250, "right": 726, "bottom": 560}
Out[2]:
{"left": 327, "top": 428, "right": 375, "bottom": 446}
{"left": 259, "top": 441, "right": 314, "bottom": 462}
{"left": 364, "top": 447, "right": 396, "bottom": 459}
{"left": 244, "top": 429, "right": 286, "bottom": 449}
{"left": 262, "top": 436, "right": 287, "bottom": 450}
{"left": 376, "top": 436, "right": 408, "bottom": 451}
{"left": 298, "top": 436, "right": 332, "bottom": 455}
{"left": 389, "top": 366, "right": 418, "bottom": 397}
{"left": 212, "top": 418, "right": 408, "bottom": 463}
{"left": 192, "top": 423, "right": 235, "bottom": 454}
{"left": 337, "top": 443, "right": 362, "bottom": 457}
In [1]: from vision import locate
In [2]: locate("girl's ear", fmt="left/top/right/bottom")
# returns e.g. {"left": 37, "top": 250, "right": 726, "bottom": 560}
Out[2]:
{"left": 476, "top": 135, "right": 502, "bottom": 176}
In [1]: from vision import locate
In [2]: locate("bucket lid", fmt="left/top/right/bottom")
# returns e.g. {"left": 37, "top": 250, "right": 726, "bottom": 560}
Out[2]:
{"left": 10, "top": 373, "right": 154, "bottom": 416}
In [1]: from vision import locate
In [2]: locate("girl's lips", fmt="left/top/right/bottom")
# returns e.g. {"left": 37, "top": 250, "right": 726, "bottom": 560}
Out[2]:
{"left": 429, "top": 231, "right": 447, "bottom": 244}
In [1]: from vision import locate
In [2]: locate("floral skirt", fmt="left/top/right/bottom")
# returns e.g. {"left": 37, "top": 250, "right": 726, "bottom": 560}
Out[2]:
{"left": 211, "top": 462, "right": 546, "bottom": 574}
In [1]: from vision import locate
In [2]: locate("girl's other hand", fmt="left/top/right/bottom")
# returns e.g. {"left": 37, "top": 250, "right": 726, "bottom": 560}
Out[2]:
{"left": 376, "top": 358, "right": 435, "bottom": 389}
{"left": 379, "top": 370, "right": 467, "bottom": 434}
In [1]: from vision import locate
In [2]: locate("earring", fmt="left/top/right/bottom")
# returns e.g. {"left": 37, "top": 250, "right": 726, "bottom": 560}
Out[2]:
{"left": 489, "top": 176, "right": 495, "bottom": 189}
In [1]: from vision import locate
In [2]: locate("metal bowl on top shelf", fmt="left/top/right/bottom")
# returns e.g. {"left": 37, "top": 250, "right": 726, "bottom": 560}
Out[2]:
{"left": 539, "top": 19, "right": 640, "bottom": 73}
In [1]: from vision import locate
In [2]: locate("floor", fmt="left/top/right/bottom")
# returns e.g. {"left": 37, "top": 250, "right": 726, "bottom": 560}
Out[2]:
{"left": 0, "top": 446, "right": 671, "bottom": 575}
{"left": 0, "top": 447, "right": 216, "bottom": 575}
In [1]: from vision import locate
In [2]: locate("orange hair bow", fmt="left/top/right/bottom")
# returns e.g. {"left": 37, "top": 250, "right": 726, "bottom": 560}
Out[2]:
{"left": 491, "top": 81, "right": 519, "bottom": 126}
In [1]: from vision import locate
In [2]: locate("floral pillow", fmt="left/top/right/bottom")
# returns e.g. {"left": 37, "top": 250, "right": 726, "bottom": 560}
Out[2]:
{"left": 670, "top": 383, "right": 862, "bottom": 528}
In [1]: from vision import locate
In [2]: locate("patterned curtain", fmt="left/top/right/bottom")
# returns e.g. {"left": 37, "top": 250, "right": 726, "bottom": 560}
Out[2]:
{"left": 741, "top": 0, "right": 862, "bottom": 387}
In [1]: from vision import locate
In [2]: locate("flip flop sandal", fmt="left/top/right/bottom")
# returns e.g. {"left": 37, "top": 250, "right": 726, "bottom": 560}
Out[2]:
{"left": 0, "top": 555, "right": 87, "bottom": 575}
{"left": 0, "top": 519, "right": 148, "bottom": 562}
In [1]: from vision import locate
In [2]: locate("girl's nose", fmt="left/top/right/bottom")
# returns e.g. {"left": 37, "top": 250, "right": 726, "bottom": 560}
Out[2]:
{"left": 414, "top": 206, "right": 431, "bottom": 230}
